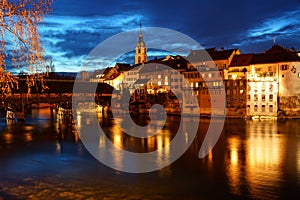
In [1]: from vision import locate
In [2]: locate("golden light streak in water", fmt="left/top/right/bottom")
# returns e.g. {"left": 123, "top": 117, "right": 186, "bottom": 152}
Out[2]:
{"left": 245, "top": 120, "right": 283, "bottom": 199}
{"left": 226, "top": 136, "right": 242, "bottom": 196}
{"left": 24, "top": 133, "right": 32, "bottom": 142}
{"left": 3, "top": 133, "right": 13, "bottom": 144}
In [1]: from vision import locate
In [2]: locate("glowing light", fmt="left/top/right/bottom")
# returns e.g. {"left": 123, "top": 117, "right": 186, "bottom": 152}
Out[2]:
{"left": 232, "top": 74, "right": 237, "bottom": 80}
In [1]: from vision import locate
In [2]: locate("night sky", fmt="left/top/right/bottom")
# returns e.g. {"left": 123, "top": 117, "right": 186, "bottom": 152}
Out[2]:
{"left": 40, "top": 0, "right": 300, "bottom": 72}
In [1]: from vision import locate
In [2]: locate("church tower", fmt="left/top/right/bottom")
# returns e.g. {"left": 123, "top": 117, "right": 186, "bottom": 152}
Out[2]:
{"left": 135, "top": 23, "right": 147, "bottom": 64}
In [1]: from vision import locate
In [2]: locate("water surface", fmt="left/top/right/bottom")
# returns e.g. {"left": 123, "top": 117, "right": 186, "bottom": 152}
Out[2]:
{"left": 0, "top": 108, "right": 300, "bottom": 199}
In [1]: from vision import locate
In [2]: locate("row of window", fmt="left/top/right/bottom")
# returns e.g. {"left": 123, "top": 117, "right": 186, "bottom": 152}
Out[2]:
{"left": 127, "top": 71, "right": 138, "bottom": 75}
{"left": 247, "top": 104, "right": 274, "bottom": 113}
{"left": 126, "top": 78, "right": 137, "bottom": 81}
{"left": 248, "top": 84, "right": 274, "bottom": 92}
{"left": 226, "top": 80, "right": 245, "bottom": 87}
{"left": 183, "top": 72, "right": 221, "bottom": 79}
{"left": 226, "top": 89, "right": 244, "bottom": 95}
{"left": 247, "top": 94, "right": 274, "bottom": 101}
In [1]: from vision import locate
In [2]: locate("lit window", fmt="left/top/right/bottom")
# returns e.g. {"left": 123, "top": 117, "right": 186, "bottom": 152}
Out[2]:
{"left": 158, "top": 81, "right": 161, "bottom": 86}
{"left": 240, "top": 90, "right": 244, "bottom": 94}
{"left": 268, "top": 66, "right": 272, "bottom": 71}
{"left": 298, "top": 73, "right": 300, "bottom": 78}
{"left": 158, "top": 74, "right": 161, "bottom": 78}
{"left": 208, "top": 73, "right": 212, "bottom": 78}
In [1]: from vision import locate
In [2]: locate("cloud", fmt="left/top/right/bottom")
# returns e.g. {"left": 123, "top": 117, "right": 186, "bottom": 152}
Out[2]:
{"left": 233, "top": 8, "right": 300, "bottom": 53}
{"left": 36, "top": 0, "right": 300, "bottom": 72}
{"left": 41, "top": 14, "right": 147, "bottom": 72}
{"left": 248, "top": 10, "right": 300, "bottom": 37}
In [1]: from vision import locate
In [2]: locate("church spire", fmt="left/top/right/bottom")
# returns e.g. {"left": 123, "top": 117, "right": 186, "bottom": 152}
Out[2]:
{"left": 135, "top": 23, "right": 147, "bottom": 65}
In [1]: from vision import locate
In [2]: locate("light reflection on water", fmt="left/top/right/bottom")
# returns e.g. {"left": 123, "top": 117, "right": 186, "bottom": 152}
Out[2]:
{"left": 225, "top": 120, "right": 284, "bottom": 199}
{"left": 0, "top": 108, "right": 300, "bottom": 199}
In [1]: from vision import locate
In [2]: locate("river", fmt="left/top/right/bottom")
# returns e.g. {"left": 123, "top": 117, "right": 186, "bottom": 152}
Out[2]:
{"left": 0, "top": 108, "right": 299, "bottom": 199}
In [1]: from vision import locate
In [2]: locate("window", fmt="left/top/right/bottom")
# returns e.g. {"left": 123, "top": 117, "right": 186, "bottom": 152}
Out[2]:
{"left": 269, "top": 84, "right": 273, "bottom": 91}
{"left": 213, "top": 82, "right": 219, "bottom": 87}
{"left": 240, "top": 90, "right": 244, "bottom": 94}
{"left": 269, "top": 94, "right": 273, "bottom": 102}
{"left": 254, "top": 94, "right": 258, "bottom": 101}
{"left": 262, "top": 105, "right": 266, "bottom": 112}
{"left": 268, "top": 66, "right": 272, "bottom": 71}
{"left": 262, "top": 83, "right": 266, "bottom": 93}
{"left": 280, "top": 64, "right": 289, "bottom": 70}
{"left": 254, "top": 105, "right": 258, "bottom": 112}
{"left": 269, "top": 105, "right": 273, "bottom": 112}
{"left": 158, "top": 74, "right": 161, "bottom": 79}
{"left": 247, "top": 86, "right": 251, "bottom": 92}
{"left": 298, "top": 73, "right": 300, "bottom": 78}
{"left": 262, "top": 94, "right": 266, "bottom": 102}
{"left": 247, "top": 94, "right": 251, "bottom": 100}
{"left": 233, "top": 90, "right": 237, "bottom": 95}
{"left": 208, "top": 73, "right": 212, "bottom": 78}
{"left": 227, "top": 90, "right": 230, "bottom": 95}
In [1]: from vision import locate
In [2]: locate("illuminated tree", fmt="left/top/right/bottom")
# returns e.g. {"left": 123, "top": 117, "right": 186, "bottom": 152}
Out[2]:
{"left": 0, "top": 0, "right": 53, "bottom": 97}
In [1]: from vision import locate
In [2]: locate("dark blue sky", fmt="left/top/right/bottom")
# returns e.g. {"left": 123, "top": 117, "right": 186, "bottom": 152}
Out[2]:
{"left": 40, "top": 0, "right": 300, "bottom": 72}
